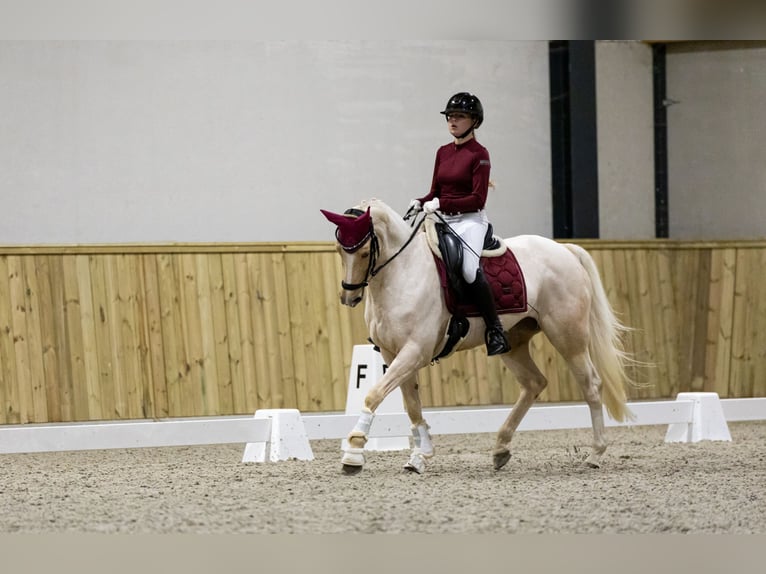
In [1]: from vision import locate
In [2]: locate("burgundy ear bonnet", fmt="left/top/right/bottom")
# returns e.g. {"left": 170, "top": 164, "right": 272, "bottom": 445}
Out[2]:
{"left": 320, "top": 207, "right": 372, "bottom": 251}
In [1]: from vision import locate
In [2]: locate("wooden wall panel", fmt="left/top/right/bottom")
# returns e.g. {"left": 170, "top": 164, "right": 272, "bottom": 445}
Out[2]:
{"left": 141, "top": 254, "right": 168, "bottom": 418}
{"left": 1, "top": 241, "right": 765, "bottom": 425}
{"left": 0, "top": 256, "right": 19, "bottom": 423}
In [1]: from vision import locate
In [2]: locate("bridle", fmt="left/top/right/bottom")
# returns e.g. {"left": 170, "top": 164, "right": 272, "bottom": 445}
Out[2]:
{"left": 338, "top": 207, "right": 424, "bottom": 291}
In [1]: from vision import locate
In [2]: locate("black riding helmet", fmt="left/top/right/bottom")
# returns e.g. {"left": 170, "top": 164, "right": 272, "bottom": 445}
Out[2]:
{"left": 440, "top": 92, "right": 484, "bottom": 129}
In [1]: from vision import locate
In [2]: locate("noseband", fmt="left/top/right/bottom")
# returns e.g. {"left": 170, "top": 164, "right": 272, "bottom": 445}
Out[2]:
{"left": 338, "top": 207, "right": 423, "bottom": 292}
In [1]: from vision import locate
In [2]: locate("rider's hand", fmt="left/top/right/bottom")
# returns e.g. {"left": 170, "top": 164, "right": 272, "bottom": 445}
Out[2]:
{"left": 423, "top": 198, "right": 440, "bottom": 214}
{"left": 408, "top": 199, "right": 422, "bottom": 212}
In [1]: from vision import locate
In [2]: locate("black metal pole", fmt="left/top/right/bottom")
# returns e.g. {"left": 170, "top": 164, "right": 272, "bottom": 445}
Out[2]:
{"left": 549, "top": 41, "right": 572, "bottom": 239}
{"left": 549, "top": 41, "right": 600, "bottom": 239}
{"left": 653, "top": 43, "right": 669, "bottom": 238}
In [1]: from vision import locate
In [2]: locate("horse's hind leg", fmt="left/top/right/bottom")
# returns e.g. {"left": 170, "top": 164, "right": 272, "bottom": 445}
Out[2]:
{"left": 565, "top": 351, "right": 607, "bottom": 467}
{"left": 493, "top": 340, "right": 548, "bottom": 470}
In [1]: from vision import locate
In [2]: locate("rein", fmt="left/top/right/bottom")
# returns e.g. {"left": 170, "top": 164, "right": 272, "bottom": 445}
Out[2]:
{"left": 340, "top": 210, "right": 425, "bottom": 291}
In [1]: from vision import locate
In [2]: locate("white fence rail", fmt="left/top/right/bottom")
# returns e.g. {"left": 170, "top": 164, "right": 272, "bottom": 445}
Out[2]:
{"left": 720, "top": 397, "right": 766, "bottom": 421}
{"left": 1, "top": 394, "right": 764, "bottom": 461}
{"left": 0, "top": 417, "right": 272, "bottom": 454}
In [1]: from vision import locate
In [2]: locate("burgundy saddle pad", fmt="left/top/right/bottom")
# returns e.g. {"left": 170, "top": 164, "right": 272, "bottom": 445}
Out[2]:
{"left": 433, "top": 249, "right": 528, "bottom": 317}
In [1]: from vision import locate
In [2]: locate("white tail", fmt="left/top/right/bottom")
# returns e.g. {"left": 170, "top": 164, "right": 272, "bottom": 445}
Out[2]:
{"left": 564, "top": 243, "right": 634, "bottom": 422}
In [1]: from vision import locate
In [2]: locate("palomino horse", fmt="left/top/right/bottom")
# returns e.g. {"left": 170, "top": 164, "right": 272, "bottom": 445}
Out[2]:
{"left": 321, "top": 198, "right": 633, "bottom": 475}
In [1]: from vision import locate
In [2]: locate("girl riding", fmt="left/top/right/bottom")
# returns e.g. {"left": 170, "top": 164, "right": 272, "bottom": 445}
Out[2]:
{"left": 410, "top": 92, "right": 510, "bottom": 356}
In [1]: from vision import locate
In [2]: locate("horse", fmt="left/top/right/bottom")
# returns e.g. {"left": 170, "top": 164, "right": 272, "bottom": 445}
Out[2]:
{"left": 321, "top": 198, "right": 634, "bottom": 475}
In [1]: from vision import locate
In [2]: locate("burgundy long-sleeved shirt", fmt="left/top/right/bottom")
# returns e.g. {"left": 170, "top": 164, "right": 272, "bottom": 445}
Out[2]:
{"left": 417, "top": 138, "right": 491, "bottom": 215}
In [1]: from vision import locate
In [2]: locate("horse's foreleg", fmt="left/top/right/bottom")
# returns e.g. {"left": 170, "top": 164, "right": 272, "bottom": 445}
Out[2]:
{"left": 398, "top": 374, "right": 433, "bottom": 474}
{"left": 341, "top": 346, "right": 429, "bottom": 474}
{"left": 494, "top": 346, "right": 548, "bottom": 470}
{"left": 341, "top": 407, "right": 373, "bottom": 474}
{"left": 404, "top": 421, "right": 433, "bottom": 474}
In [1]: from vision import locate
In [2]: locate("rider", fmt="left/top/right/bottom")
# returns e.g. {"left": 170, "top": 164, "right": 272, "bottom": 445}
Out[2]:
{"left": 409, "top": 92, "right": 510, "bottom": 356}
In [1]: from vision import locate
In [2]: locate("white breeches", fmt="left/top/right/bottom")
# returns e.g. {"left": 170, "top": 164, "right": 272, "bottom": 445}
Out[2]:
{"left": 439, "top": 210, "right": 489, "bottom": 283}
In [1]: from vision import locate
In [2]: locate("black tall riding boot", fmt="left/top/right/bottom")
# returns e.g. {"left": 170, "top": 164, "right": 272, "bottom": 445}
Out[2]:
{"left": 468, "top": 269, "right": 510, "bottom": 356}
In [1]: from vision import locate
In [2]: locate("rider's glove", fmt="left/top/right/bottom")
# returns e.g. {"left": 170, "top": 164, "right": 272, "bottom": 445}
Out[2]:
{"left": 423, "top": 198, "right": 440, "bottom": 214}
{"left": 408, "top": 199, "right": 422, "bottom": 212}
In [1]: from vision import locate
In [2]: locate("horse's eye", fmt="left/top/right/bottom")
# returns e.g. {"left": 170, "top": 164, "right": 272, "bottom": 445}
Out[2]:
{"left": 360, "top": 252, "right": 370, "bottom": 259}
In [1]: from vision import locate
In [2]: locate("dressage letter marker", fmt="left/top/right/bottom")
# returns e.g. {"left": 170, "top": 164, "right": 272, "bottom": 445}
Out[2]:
{"left": 342, "top": 345, "right": 410, "bottom": 451}
{"left": 356, "top": 364, "right": 366, "bottom": 388}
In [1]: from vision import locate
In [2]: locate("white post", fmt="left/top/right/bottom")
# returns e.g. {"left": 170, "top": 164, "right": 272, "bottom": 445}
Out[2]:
{"left": 664, "top": 392, "right": 732, "bottom": 443}
{"left": 342, "top": 344, "right": 410, "bottom": 451}
{"left": 242, "top": 409, "right": 314, "bottom": 462}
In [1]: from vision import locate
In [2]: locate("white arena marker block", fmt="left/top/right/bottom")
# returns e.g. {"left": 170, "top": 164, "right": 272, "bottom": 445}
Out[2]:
{"left": 665, "top": 392, "right": 732, "bottom": 443}
{"left": 342, "top": 344, "right": 410, "bottom": 451}
{"left": 242, "top": 409, "right": 314, "bottom": 463}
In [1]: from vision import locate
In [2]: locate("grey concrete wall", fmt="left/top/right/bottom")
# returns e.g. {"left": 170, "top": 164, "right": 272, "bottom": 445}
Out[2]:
{"left": 666, "top": 41, "right": 766, "bottom": 240}
{"left": 4, "top": 41, "right": 762, "bottom": 245}
{"left": 595, "top": 41, "right": 656, "bottom": 240}
{"left": 0, "top": 41, "right": 552, "bottom": 244}
{"left": 594, "top": 40, "right": 766, "bottom": 242}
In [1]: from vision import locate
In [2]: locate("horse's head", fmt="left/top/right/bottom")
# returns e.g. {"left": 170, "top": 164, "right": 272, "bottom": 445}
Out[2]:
{"left": 320, "top": 206, "right": 377, "bottom": 307}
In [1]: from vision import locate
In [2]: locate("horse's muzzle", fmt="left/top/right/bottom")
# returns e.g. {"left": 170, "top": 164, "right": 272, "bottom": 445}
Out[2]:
{"left": 340, "top": 279, "right": 366, "bottom": 307}
{"left": 340, "top": 289, "right": 364, "bottom": 307}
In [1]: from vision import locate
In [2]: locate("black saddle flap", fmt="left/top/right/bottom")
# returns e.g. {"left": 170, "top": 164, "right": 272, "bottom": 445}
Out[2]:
{"left": 435, "top": 222, "right": 465, "bottom": 300}
{"left": 436, "top": 221, "right": 501, "bottom": 301}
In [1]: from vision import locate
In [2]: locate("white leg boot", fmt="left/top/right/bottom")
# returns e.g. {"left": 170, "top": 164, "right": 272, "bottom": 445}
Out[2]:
{"left": 404, "top": 422, "right": 433, "bottom": 474}
{"left": 342, "top": 408, "right": 374, "bottom": 469}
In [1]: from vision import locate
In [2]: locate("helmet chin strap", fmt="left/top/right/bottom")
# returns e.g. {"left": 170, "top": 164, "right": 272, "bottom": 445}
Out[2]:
{"left": 455, "top": 126, "right": 474, "bottom": 140}
{"left": 454, "top": 120, "right": 478, "bottom": 141}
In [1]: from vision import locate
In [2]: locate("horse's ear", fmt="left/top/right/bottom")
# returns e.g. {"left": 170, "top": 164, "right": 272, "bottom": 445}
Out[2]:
{"left": 320, "top": 207, "right": 372, "bottom": 249}
{"left": 320, "top": 209, "right": 351, "bottom": 227}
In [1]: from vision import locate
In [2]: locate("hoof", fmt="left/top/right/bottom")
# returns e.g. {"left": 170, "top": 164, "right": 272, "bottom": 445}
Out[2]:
{"left": 342, "top": 464, "right": 364, "bottom": 475}
{"left": 403, "top": 462, "right": 422, "bottom": 474}
{"left": 585, "top": 452, "right": 602, "bottom": 468}
{"left": 493, "top": 450, "right": 511, "bottom": 470}
{"left": 404, "top": 453, "right": 427, "bottom": 474}
{"left": 341, "top": 447, "right": 365, "bottom": 474}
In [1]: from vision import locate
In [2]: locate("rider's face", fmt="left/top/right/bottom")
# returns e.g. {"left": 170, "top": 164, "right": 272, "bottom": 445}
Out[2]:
{"left": 445, "top": 113, "right": 473, "bottom": 137}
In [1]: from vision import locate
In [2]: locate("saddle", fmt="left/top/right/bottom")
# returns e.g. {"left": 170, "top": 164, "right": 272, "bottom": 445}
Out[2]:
{"left": 424, "top": 218, "right": 528, "bottom": 318}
